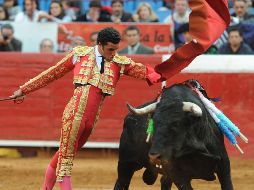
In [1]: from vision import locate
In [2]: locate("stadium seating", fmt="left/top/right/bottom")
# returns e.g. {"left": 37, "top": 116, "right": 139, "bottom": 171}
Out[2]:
{"left": 2, "top": 0, "right": 166, "bottom": 15}
{"left": 124, "top": 0, "right": 136, "bottom": 13}
{"left": 39, "top": 0, "right": 51, "bottom": 12}
{"left": 156, "top": 8, "right": 171, "bottom": 22}
{"left": 17, "top": 0, "right": 23, "bottom": 9}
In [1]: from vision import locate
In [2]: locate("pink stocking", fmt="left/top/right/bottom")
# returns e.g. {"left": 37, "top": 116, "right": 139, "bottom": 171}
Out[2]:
{"left": 59, "top": 176, "right": 72, "bottom": 190}
{"left": 42, "top": 164, "right": 56, "bottom": 190}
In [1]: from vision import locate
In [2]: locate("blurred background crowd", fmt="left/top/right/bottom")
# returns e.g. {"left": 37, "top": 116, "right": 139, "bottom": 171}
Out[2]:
{"left": 0, "top": 0, "right": 254, "bottom": 55}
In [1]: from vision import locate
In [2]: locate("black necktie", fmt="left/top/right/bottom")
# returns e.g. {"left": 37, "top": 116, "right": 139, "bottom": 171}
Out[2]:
{"left": 100, "top": 56, "right": 105, "bottom": 74}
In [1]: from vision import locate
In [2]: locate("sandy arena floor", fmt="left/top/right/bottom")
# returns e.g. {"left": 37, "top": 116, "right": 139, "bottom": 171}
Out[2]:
{"left": 0, "top": 150, "right": 253, "bottom": 190}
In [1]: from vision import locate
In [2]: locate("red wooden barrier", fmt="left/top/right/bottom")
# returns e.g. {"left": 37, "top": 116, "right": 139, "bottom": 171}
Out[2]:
{"left": 0, "top": 53, "right": 253, "bottom": 158}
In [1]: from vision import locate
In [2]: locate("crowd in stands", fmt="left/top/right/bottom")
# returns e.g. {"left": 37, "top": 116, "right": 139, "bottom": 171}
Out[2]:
{"left": 0, "top": 0, "right": 254, "bottom": 55}
{"left": 119, "top": 25, "right": 155, "bottom": 54}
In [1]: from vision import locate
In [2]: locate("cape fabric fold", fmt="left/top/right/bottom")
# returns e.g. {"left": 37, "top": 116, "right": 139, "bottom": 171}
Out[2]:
{"left": 155, "top": 0, "right": 230, "bottom": 80}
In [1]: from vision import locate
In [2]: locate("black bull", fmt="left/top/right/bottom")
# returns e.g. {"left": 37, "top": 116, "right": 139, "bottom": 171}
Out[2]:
{"left": 114, "top": 82, "right": 233, "bottom": 190}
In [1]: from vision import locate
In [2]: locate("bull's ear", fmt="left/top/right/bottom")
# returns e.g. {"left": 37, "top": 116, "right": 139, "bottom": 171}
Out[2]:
{"left": 182, "top": 102, "right": 202, "bottom": 117}
{"left": 126, "top": 102, "right": 157, "bottom": 115}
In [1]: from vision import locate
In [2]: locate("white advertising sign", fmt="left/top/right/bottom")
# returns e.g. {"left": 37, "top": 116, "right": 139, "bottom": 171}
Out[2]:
{"left": 1, "top": 22, "right": 58, "bottom": 52}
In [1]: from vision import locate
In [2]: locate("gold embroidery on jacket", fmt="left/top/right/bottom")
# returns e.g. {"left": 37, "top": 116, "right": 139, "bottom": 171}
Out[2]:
{"left": 81, "top": 61, "right": 93, "bottom": 67}
{"left": 73, "top": 52, "right": 130, "bottom": 95}
{"left": 88, "top": 66, "right": 100, "bottom": 86}
{"left": 73, "top": 46, "right": 93, "bottom": 57}
{"left": 79, "top": 68, "right": 91, "bottom": 75}
{"left": 105, "top": 60, "right": 112, "bottom": 68}
{"left": 97, "top": 84, "right": 114, "bottom": 94}
{"left": 73, "top": 46, "right": 93, "bottom": 63}
{"left": 113, "top": 55, "right": 131, "bottom": 65}
{"left": 104, "top": 68, "right": 114, "bottom": 76}
{"left": 81, "top": 50, "right": 95, "bottom": 66}
{"left": 100, "top": 75, "right": 113, "bottom": 85}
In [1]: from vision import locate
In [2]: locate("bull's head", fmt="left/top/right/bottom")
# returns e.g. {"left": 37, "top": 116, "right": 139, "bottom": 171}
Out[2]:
{"left": 126, "top": 101, "right": 202, "bottom": 117}
{"left": 126, "top": 98, "right": 203, "bottom": 170}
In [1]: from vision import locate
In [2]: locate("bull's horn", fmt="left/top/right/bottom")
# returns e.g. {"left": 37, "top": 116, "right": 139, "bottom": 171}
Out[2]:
{"left": 126, "top": 102, "right": 157, "bottom": 115}
{"left": 182, "top": 102, "right": 202, "bottom": 117}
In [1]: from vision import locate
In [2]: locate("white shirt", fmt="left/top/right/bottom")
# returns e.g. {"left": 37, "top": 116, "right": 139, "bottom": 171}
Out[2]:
{"left": 164, "top": 11, "right": 190, "bottom": 25}
{"left": 15, "top": 10, "right": 47, "bottom": 22}
{"left": 94, "top": 45, "right": 103, "bottom": 70}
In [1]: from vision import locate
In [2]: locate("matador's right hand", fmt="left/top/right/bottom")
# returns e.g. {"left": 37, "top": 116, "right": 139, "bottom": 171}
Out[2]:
{"left": 10, "top": 89, "right": 25, "bottom": 103}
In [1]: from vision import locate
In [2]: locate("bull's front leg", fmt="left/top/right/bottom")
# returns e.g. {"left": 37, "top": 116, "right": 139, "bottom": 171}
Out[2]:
{"left": 216, "top": 152, "right": 234, "bottom": 190}
{"left": 160, "top": 175, "right": 173, "bottom": 190}
{"left": 174, "top": 181, "right": 193, "bottom": 190}
{"left": 113, "top": 161, "right": 140, "bottom": 190}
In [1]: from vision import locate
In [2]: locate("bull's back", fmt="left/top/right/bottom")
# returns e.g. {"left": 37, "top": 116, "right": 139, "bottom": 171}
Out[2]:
{"left": 164, "top": 85, "right": 204, "bottom": 106}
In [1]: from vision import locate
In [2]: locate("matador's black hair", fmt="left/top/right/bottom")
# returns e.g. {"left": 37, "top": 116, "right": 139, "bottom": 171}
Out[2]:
{"left": 97, "top": 27, "right": 121, "bottom": 46}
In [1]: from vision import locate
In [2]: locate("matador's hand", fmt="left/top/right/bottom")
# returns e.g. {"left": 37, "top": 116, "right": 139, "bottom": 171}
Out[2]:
{"left": 147, "top": 71, "right": 162, "bottom": 85}
{"left": 10, "top": 89, "right": 25, "bottom": 103}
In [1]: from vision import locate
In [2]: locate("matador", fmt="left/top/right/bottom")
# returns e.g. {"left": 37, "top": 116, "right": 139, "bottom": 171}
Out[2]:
{"left": 10, "top": 27, "right": 161, "bottom": 190}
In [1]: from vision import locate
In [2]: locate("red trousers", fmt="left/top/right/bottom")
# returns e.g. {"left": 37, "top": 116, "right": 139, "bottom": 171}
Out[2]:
{"left": 48, "top": 85, "right": 104, "bottom": 181}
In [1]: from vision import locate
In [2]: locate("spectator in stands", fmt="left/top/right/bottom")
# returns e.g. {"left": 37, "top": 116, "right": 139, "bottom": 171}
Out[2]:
{"left": 10, "top": 27, "right": 161, "bottom": 190}
{"left": 14, "top": 0, "right": 47, "bottom": 22}
{"left": 0, "top": 5, "right": 9, "bottom": 21}
{"left": 163, "top": 0, "right": 174, "bottom": 9}
{"left": 214, "top": 0, "right": 246, "bottom": 50}
{"left": 177, "top": 23, "right": 218, "bottom": 54}
{"left": 0, "top": 23, "right": 22, "bottom": 51}
{"left": 40, "top": 38, "right": 54, "bottom": 53}
{"left": 61, "top": 0, "right": 78, "bottom": 21}
{"left": 133, "top": 2, "right": 159, "bottom": 22}
{"left": 75, "top": 0, "right": 110, "bottom": 22}
{"left": 69, "top": 36, "right": 86, "bottom": 49}
{"left": 164, "top": 0, "right": 190, "bottom": 49}
{"left": 177, "top": 23, "right": 192, "bottom": 43}
{"left": 245, "top": 0, "right": 253, "bottom": 8}
{"left": 110, "top": 0, "right": 134, "bottom": 23}
{"left": 38, "top": 0, "right": 72, "bottom": 23}
{"left": 119, "top": 25, "right": 154, "bottom": 54}
{"left": 228, "top": 0, "right": 235, "bottom": 8}
{"left": 3, "top": 0, "right": 21, "bottom": 21}
{"left": 90, "top": 31, "right": 98, "bottom": 46}
{"left": 62, "top": 0, "right": 81, "bottom": 10}
{"left": 218, "top": 27, "right": 253, "bottom": 54}
{"left": 231, "top": 0, "right": 254, "bottom": 24}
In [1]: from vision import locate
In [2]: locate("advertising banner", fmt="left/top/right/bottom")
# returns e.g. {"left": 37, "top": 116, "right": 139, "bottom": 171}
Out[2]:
{"left": 57, "top": 23, "right": 174, "bottom": 53}
{"left": 0, "top": 22, "right": 173, "bottom": 53}
{"left": 10, "top": 22, "right": 58, "bottom": 53}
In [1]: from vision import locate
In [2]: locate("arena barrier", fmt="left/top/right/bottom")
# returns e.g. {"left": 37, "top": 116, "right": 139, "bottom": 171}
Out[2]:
{"left": 0, "top": 53, "right": 253, "bottom": 159}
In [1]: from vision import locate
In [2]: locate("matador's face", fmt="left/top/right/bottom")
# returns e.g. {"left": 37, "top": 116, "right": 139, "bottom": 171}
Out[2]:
{"left": 98, "top": 42, "right": 119, "bottom": 61}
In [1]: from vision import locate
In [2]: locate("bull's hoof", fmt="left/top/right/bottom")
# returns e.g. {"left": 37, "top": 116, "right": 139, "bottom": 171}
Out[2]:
{"left": 142, "top": 169, "right": 158, "bottom": 185}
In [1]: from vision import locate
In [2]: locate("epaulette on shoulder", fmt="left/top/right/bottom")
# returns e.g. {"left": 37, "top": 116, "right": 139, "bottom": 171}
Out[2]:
{"left": 73, "top": 46, "right": 93, "bottom": 56}
{"left": 113, "top": 55, "right": 132, "bottom": 65}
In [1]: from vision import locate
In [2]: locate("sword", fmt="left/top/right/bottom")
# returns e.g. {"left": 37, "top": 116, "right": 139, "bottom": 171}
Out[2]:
{"left": 0, "top": 96, "right": 25, "bottom": 103}
{"left": 0, "top": 97, "right": 15, "bottom": 101}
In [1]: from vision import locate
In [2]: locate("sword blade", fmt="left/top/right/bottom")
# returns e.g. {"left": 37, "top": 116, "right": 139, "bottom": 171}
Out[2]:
{"left": 0, "top": 97, "right": 15, "bottom": 101}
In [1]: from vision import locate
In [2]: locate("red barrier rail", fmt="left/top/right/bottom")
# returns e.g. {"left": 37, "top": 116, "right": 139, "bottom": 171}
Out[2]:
{"left": 0, "top": 53, "right": 253, "bottom": 158}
